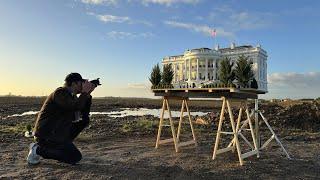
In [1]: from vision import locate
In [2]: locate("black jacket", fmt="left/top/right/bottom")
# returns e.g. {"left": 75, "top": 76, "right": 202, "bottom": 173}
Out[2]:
{"left": 34, "top": 87, "right": 91, "bottom": 143}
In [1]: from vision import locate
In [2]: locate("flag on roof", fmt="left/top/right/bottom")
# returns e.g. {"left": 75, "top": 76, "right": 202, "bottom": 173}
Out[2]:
{"left": 211, "top": 28, "right": 217, "bottom": 37}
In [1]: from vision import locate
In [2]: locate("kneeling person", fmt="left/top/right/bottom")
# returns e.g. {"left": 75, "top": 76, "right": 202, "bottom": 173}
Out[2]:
{"left": 27, "top": 73, "right": 95, "bottom": 165}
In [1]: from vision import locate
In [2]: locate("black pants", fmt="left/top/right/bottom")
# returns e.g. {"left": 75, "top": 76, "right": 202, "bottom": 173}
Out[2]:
{"left": 36, "top": 139, "right": 82, "bottom": 165}
{"left": 36, "top": 97, "right": 92, "bottom": 165}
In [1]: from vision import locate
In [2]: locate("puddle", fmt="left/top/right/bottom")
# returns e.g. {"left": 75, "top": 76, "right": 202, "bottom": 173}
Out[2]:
{"left": 97, "top": 108, "right": 208, "bottom": 118}
{"left": 5, "top": 108, "right": 208, "bottom": 119}
{"left": 6, "top": 111, "right": 39, "bottom": 118}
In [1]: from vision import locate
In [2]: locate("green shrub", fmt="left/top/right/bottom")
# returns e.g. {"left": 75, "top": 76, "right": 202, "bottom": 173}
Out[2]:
{"left": 218, "top": 57, "right": 235, "bottom": 85}
{"left": 149, "top": 64, "right": 162, "bottom": 87}
{"left": 234, "top": 55, "right": 254, "bottom": 88}
{"left": 162, "top": 64, "right": 174, "bottom": 85}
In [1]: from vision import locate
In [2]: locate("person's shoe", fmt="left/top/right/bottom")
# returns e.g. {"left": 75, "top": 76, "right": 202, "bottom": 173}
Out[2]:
{"left": 27, "top": 143, "right": 40, "bottom": 165}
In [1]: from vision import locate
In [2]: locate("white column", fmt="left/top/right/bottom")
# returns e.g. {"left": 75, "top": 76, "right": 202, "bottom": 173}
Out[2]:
{"left": 196, "top": 58, "right": 199, "bottom": 81}
{"left": 179, "top": 63, "right": 181, "bottom": 81}
{"left": 173, "top": 63, "right": 176, "bottom": 83}
{"left": 188, "top": 59, "right": 191, "bottom": 81}
{"left": 264, "top": 61, "right": 267, "bottom": 81}
{"left": 184, "top": 60, "right": 187, "bottom": 80}
{"left": 205, "top": 59, "right": 208, "bottom": 81}
{"left": 213, "top": 59, "right": 216, "bottom": 80}
{"left": 258, "top": 59, "right": 261, "bottom": 82}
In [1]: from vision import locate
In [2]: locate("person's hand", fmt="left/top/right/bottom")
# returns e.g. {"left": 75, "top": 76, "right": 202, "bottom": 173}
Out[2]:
{"left": 82, "top": 80, "right": 94, "bottom": 94}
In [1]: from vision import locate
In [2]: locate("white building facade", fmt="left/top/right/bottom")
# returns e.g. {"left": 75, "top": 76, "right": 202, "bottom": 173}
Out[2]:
{"left": 162, "top": 43, "right": 268, "bottom": 92}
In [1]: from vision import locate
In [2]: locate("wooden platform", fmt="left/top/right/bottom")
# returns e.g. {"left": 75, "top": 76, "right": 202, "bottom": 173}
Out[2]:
{"left": 152, "top": 88, "right": 266, "bottom": 99}
{"left": 153, "top": 87, "right": 290, "bottom": 166}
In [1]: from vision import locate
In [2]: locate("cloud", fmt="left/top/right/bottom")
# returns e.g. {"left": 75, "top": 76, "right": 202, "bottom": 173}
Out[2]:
{"left": 141, "top": 0, "right": 200, "bottom": 6}
{"left": 107, "top": 82, "right": 153, "bottom": 98}
{"left": 87, "top": 12, "right": 153, "bottom": 26}
{"left": 106, "top": 31, "right": 154, "bottom": 39}
{"left": 268, "top": 72, "right": 320, "bottom": 88}
{"left": 127, "top": 83, "right": 150, "bottom": 89}
{"left": 261, "top": 72, "right": 320, "bottom": 99}
{"left": 96, "top": 14, "right": 130, "bottom": 23}
{"left": 96, "top": 84, "right": 154, "bottom": 98}
{"left": 82, "top": 0, "right": 201, "bottom": 6}
{"left": 164, "top": 20, "right": 235, "bottom": 39}
{"left": 281, "top": 6, "right": 320, "bottom": 17}
{"left": 134, "top": 20, "right": 154, "bottom": 27}
{"left": 208, "top": 5, "right": 275, "bottom": 31}
{"left": 81, "top": 0, "right": 118, "bottom": 5}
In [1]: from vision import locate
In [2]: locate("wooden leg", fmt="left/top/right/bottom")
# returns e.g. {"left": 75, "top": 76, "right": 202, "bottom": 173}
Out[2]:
{"left": 259, "top": 112, "right": 291, "bottom": 159}
{"left": 246, "top": 107, "right": 259, "bottom": 158}
{"left": 255, "top": 99, "right": 260, "bottom": 148}
{"left": 166, "top": 98, "right": 179, "bottom": 152}
{"left": 212, "top": 97, "right": 226, "bottom": 160}
{"left": 228, "top": 104, "right": 243, "bottom": 152}
{"left": 185, "top": 99, "right": 197, "bottom": 145}
{"left": 236, "top": 104, "right": 243, "bottom": 134}
{"left": 176, "top": 99, "right": 185, "bottom": 143}
{"left": 226, "top": 99, "right": 243, "bottom": 165}
{"left": 155, "top": 98, "right": 166, "bottom": 149}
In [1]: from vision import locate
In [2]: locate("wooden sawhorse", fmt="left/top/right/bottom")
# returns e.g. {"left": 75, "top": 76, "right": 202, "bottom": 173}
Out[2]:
{"left": 212, "top": 97, "right": 291, "bottom": 165}
{"left": 155, "top": 97, "right": 197, "bottom": 152}
{"left": 212, "top": 97, "right": 259, "bottom": 165}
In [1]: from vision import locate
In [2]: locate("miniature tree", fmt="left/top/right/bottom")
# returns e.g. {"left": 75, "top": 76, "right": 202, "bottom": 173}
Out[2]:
{"left": 162, "top": 64, "right": 174, "bottom": 85}
{"left": 149, "top": 64, "right": 162, "bottom": 88}
{"left": 218, "top": 57, "right": 235, "bottom": 85}
{"left": 234, "top": 55, "right": 254, "bottom": 88}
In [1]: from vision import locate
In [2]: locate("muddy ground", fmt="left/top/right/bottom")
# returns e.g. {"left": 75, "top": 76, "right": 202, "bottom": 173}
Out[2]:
{"left": 0, "top": 97, "right": 320, "bottom": 179}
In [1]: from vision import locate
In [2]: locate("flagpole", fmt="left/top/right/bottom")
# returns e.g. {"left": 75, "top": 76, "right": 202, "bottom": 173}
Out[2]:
{"left": 213, "top": 27, "right": 215, "bottom": 48}
{"left": 214, "top": 33, "right": 216, "bottom": 48}
{"left": 211, "top": 28, "right": 217, "bottom": 50}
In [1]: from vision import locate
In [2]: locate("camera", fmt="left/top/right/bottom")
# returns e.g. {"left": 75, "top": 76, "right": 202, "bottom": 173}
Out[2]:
{"left": 89, "top": 78, "right": 102, "bottom": 87}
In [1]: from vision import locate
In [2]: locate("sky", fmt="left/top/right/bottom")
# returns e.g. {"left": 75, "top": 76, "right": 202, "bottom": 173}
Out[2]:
{"left": 0, "top": 0, "right": 319, "bottom": 99}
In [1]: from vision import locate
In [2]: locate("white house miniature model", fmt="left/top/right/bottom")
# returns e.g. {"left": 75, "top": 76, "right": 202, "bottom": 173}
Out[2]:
{"left": 162, "top": 43, "right": 268, "bottom": 92}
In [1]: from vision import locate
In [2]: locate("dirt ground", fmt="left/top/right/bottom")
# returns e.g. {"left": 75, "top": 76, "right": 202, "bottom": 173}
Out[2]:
{"left": 0, "top": 97, "right": 320, "bottom": 179}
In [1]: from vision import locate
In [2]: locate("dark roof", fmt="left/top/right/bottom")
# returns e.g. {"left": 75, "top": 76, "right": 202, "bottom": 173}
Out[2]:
{"left": 190, "top": 47, "right": 212, "bottom": 51}
{"left": 219, "top": 45, "right": 254, "bottom": 52}
{"left": 170, "top": 55, "right": 183, "bottom": 58}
